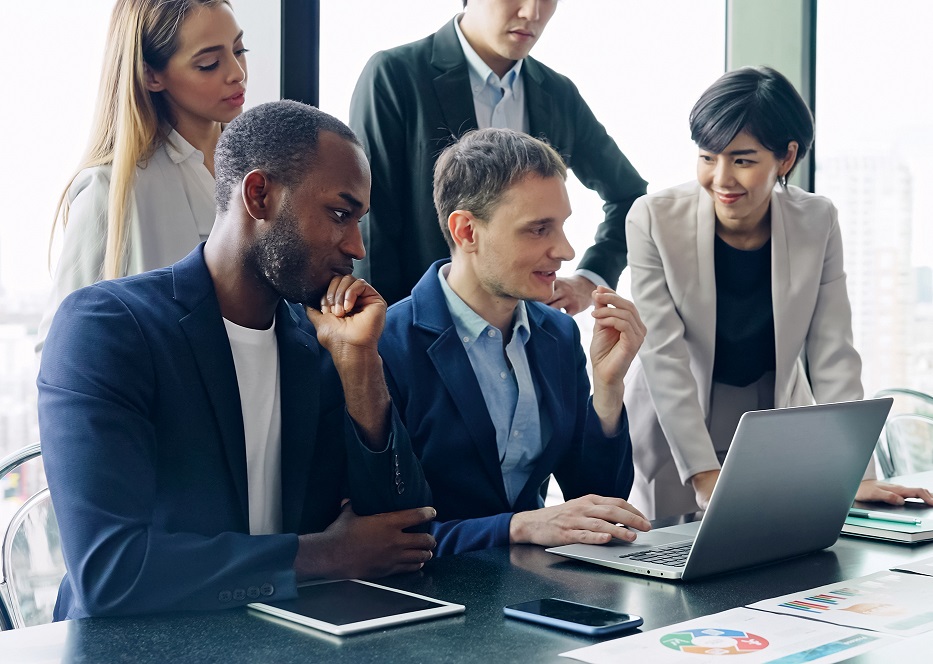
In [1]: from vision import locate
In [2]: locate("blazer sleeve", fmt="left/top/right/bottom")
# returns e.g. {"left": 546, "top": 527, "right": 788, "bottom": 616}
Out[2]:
{"left": 560, "top": 79, "right": 647, "bottom": 288}
{"left": 803, "top": 204, "right": 864, "bottom": 404}
{"left": 428, "top": 514, "right": 514, "bottom": 557}
{"left": 349, "top": 52, "right": 416, "bottom": 305}
{"left": 38, "top": 286, "right": 300, "bottom": 618}
{"left": 381, "top": 351, "right": 513, "bottom": 557}
{"left": 342, "top": 406, "right": 433, "bottom": 516}
{"left": 36, "top": 168, "right": 113, "bottom": 354}
{"left": 626, "top": 197, "right": 721, "bottom": 483}
{"left": 552, "top": 323, "right": 635, "bottom": 500}
{"left": 803, "top": 207, "right": 871, "bottom": 479}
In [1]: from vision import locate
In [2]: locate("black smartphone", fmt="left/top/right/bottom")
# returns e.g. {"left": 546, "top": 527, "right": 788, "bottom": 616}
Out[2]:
{"left": 503, "top": 598, "right": 643, "bottom": 636}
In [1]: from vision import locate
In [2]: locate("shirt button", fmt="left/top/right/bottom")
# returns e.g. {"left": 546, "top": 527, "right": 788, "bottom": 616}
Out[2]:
{"left": 218, "top": 590, "right": 232, "bottom": 602}
{"left": 499, "top": 371, "right": 507, "bottom": 380}
{"left": 487, "top": 329, "right": 496, "bottom": 337}
{"left": 396, "top": 481, "right": 406, "bottom": 495}
{"left": 513, "top": 430, "right": 521, "bottom": 438}
{"left": 233, "top": 589, "right": 246, "bottom": 601}
{"left": 260, "top": 583, "right": 275, "bottom": 597}
{"left": 463, "top": 336, "right": 470, "bottom": 343}
{"left": 247, "top": 586, "right": 260, "bottom": 599}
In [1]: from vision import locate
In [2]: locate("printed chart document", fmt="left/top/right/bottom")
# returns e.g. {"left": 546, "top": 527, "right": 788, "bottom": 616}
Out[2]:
{"left": 891, "top": 555, "right": 933, "bottom": 576}
{"left": 560, "top": 607, "right": 894, "bottom": 664}
{"left": 749, "top": 570, "right": 933, "bottom": 637}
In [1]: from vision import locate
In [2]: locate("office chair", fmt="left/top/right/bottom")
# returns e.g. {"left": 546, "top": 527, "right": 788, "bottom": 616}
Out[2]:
{"left": 0, "top": 443, "right": 64, "bottom": 630}
{"left": 873, "top": 388, "right": 933, "bottom": 478}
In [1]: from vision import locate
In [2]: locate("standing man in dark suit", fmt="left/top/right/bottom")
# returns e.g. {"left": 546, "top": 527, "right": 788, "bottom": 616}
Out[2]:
{"left": 380, "top": 128, "right": 650, "bottom": 556}
{"left": 350, "top": 0, "right": 647, "bottom": 310}
{"left": 38, "top": 101, "right": 435, "bottom": 620}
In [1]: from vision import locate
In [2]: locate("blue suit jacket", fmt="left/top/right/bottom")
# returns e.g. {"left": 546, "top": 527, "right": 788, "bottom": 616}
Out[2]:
{"left": 380, "top": 261, "right": 634, "bottom": 556}
{"left": 38, "top": 245, "right": 429, "bottom": 620}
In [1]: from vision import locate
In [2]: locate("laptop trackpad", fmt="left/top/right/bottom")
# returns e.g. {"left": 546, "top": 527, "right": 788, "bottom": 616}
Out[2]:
{"left": 602, "top": 529, "right": 693, "bottom": 555}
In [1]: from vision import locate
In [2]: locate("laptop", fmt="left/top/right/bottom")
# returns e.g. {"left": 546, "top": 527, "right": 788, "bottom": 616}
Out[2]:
{"left": 547, "top": 398, "right": 893, "bottom": 581}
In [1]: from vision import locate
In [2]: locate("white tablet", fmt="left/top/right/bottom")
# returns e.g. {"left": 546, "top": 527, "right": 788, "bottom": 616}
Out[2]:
{"left": 247, "top": 579, "right": 465, "bottom": 636}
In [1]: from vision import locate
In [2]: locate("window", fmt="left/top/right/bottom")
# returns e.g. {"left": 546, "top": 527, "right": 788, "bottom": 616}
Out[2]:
{"left": 815, "top": 0, "right": 933, "bottom": 396}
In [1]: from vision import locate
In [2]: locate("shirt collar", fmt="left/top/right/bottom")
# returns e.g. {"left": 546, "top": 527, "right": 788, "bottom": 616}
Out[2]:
{"left": 454, "top": 13, "right": 524, "bottom": 94}
{"left": 437, "top": 263, "right": 531, "bottom": 347}
{"left": 162, "top": 127, "right": 203, "bottom": 165}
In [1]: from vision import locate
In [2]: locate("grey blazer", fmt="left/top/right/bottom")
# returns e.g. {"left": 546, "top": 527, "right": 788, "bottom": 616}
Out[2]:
{"left": 623, "top": 181, "right": 864, "bottom": 485}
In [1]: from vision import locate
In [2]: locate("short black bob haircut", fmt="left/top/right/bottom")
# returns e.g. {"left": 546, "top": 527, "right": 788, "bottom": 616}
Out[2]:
{"left": 689, "top": 66, "right": 814, "bottom": 180}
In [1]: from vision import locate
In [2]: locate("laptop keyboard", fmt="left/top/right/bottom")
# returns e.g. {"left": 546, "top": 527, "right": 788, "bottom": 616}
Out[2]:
{"left": 619, "top": 542, "right": 693, "bottom": 567}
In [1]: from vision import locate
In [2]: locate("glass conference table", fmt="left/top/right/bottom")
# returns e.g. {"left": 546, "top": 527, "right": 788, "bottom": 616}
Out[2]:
{"left": 4, "top": 510, "right": 933, "bottom": 663}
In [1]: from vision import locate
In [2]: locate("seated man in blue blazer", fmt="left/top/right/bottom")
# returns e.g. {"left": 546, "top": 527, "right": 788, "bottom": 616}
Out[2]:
{"left": 380, "top": 128, "right": 650, "bottom": 556}
{"left": 38, "top": 101, "right": 435, "bottom": 620}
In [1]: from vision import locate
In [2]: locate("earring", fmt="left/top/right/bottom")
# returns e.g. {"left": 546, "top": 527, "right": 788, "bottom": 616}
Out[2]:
{"left": 779, "top": 174, "right": 788, "bottom": 187}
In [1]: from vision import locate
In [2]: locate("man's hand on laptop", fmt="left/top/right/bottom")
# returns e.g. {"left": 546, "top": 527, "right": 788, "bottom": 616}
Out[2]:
{"left": 508, "top": 495, "right": 651, "bottom": 546}
{"left": 855, "top": 480, "right": 933, "bottom": 506}
{"left": 690, "top": 469, "right": 721, "bottom": 511}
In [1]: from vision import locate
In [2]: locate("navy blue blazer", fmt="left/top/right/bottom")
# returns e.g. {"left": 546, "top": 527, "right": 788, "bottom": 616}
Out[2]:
{"left": 380, "top": 261, "right": 634, "bottom": 556}
{"left": 38, "top": 245, "right": 430, "bottom": 620}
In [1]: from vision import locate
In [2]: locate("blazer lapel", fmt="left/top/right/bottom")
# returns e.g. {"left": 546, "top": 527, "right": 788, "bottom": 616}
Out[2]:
{"left": 428, "top": 332, "right": 507, "bottom": 502}
{"left": 693, "top": 191, "right": 718, "bottom": 414}
{"left": 516, "top": 308, "right": 566, "bottom": 505}
{"left": 173, "top": 248, "right": 249, "bottom": 527}
{"left": 523, "top": 59, "right": 556, "bottom": 144}
{"left": 431, "top": 19, "right": 478, "bottom": 141}
{"left": 769, "top": 187, "right": 795, "bottom": 400}
{"left": 275, "top": 302, "right": 320, "bottom": 533}
{"left": 413, "top": 263, "right": 509, "bottom": 505}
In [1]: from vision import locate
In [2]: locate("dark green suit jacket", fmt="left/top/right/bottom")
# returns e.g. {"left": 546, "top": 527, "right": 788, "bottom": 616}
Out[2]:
{"left": 349, "top": 18, "right": 648, "bottom": 305}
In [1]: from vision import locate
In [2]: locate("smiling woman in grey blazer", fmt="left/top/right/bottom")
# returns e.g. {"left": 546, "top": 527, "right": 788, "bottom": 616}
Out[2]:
{"left": 623, "top": 66, "right": 933, "bottom": 519}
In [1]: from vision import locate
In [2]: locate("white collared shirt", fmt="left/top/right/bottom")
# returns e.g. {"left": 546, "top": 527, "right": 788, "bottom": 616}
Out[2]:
{"left": 37, "top": 129, "right": 216, "bottom": 352}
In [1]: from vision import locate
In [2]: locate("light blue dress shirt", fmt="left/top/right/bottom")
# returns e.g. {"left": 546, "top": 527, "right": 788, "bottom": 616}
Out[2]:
{"left": 454, "top": 15, "right": 529, "bottom": 133}
{"left": 438, "top": 266, "right": 543, "bottom": 507}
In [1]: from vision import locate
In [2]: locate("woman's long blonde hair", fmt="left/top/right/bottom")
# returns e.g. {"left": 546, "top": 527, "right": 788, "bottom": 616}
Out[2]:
{"left": 51, "top": 0, "right": 228, "bottom": 280}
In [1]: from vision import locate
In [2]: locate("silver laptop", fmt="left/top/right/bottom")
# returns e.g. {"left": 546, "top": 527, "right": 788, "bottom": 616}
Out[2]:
{"left": 547, "top": 398, "right": 893, "bottom": 581}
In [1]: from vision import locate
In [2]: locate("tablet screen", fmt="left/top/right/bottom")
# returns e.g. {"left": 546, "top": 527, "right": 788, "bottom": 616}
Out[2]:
{"left": 263, "top": 580, "right": 446, "bottom": 625}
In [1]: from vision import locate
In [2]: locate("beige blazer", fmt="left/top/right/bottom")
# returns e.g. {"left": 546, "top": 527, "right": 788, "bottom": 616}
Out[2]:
{"left": 624, "top": 181, "right": 864, "bottom": 486}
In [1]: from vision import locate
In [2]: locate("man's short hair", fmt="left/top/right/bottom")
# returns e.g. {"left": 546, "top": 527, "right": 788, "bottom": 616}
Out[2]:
{"left": 433, "top": 128, "right": 567, "bottom": 250}
{"left": 214, "top": 100, "right": 359, "bottom": 213}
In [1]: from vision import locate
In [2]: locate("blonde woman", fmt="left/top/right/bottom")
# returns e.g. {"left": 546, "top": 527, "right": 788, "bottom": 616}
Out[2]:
{"left": 37, "top": 0, "right": 247, "bottom": 350}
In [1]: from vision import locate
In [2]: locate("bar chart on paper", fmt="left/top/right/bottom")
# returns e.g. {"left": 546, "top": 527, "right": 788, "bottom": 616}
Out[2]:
{"left": 749, "top": 571, "right": 933, "bottom": 636}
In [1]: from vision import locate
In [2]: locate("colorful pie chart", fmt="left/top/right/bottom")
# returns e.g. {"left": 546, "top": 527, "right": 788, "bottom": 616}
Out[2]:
{"left": 660, "top": 628, "right": 770, "bottom": 655}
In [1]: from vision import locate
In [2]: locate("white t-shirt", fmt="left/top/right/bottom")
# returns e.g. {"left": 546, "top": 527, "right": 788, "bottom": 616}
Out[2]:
{"left": 223, "top": 316, "right": 282, "bottom": 536}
